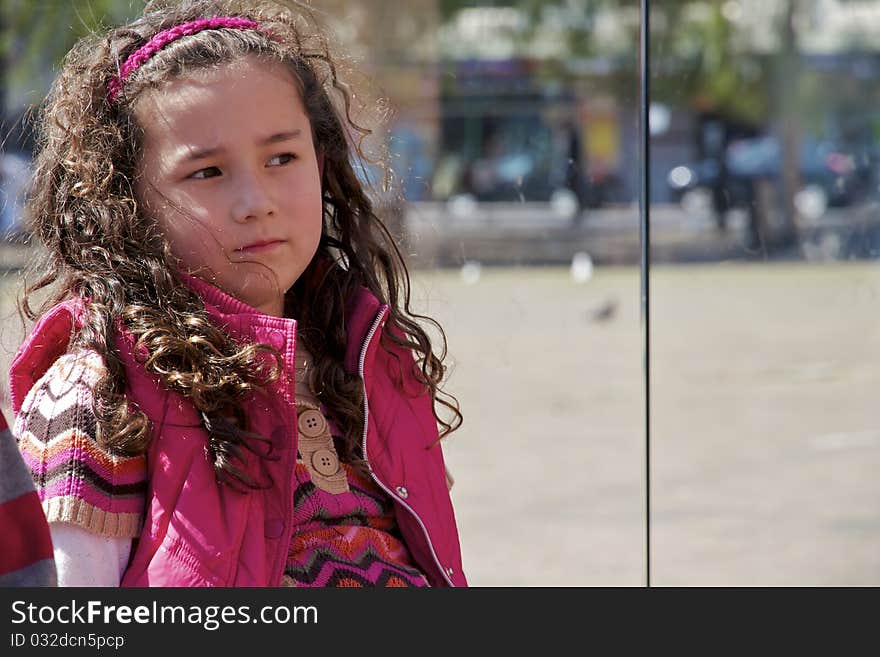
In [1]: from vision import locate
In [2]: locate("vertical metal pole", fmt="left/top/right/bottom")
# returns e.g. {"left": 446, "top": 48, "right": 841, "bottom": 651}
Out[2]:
{"left": 640, "top": 0, "right": 652, "bottom": 588}
{"left": 0, "top": 6, "right": 7, "bottom": 138}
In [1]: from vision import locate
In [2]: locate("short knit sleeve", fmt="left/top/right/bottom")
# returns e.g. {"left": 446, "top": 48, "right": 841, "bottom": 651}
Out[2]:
{"left": 12, "top": 349, "right": 147, "bottom": 538}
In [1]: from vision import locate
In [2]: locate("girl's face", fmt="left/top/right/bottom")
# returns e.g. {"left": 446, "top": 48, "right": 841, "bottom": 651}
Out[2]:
{"left": 134, "top": 57, "right": 323, "bottom": 317}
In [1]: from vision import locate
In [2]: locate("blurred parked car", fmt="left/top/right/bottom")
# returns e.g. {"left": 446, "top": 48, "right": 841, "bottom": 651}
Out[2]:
{"left": 667, "top": 135, "right": 875, "bottom": 222}
{"left": 432, "top": 93, "right": 605, "bottom": 226}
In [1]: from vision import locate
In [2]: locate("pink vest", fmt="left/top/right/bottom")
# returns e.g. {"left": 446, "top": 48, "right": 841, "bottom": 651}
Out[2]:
{"left": 10, "top": 278, "right": 466, "bottom": 587}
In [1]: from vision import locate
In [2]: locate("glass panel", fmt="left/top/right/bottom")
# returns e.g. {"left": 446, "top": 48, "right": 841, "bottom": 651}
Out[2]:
{"left": 0, "top": 1, "right": 646, "bottom": 585}
{"left": 325, "top": 0, "right": 646, "bottom": 585}
{"left": 651, "top": 0, "right": 880, "bottom": 584}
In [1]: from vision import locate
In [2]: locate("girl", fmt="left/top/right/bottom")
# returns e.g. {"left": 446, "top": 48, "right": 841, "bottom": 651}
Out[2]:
{"left": 10, "top": 0, "right": 465, "bottom": 587}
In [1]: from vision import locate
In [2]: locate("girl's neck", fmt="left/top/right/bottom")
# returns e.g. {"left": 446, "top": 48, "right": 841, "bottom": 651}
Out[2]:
{"left": 256, "top": 296, "right": 285, "bottom": 318}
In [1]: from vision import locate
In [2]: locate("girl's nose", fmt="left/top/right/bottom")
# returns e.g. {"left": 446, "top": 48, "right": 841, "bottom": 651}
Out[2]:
{"left": 231, "top": 171, "right": 276, "bottom": 223}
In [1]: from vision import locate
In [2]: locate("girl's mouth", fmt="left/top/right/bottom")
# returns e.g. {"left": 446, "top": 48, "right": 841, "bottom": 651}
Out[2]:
{"left": 236, "top": 239, "right": 286, "bottom": 254}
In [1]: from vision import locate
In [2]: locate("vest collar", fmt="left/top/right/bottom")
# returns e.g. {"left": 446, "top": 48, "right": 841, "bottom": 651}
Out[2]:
{"left": 178, "top": 271, "right": 385, "bottom": 375}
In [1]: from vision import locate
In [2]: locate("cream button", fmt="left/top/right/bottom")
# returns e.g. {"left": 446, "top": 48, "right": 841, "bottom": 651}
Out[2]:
{"left": 311, "top": 449, "right": 339, "bottom": 476}
{"left": 446, "top": 567, "right": 454, "bottom": 577}
{"left": 396, "top": 486, "right": 408, "bottom": 498}
{"left": 298, "top": 409, "right": 328, "bottom": 438}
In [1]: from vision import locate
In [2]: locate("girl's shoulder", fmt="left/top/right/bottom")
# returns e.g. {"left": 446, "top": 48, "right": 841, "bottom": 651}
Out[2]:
{"left": 42, "top": 348, "right": 105, "bottom": 387}
{"left": 16, "top": 348, "right": 106, "bottom": 418}
{"left": 9, "top": 296, "right": 89, "bottom": 415}
{"left": 13, "top": 347, "right": 147, "bottom": 539}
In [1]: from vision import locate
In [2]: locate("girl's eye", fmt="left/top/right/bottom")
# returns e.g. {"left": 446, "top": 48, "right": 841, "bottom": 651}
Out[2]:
{"left": 189, "top": 167, "right": 221, "bottom": 180}
{"left": 267, "top": 153, "right": 296, "bottom": 167}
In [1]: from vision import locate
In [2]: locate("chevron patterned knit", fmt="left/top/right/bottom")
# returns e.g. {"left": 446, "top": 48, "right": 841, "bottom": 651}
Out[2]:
{"left": 14, "top": 349, "right": 428, "bottom": 587}
{"left": 13, "top": 350, "right": 147, "bottom": 538}
{"left": 283, "top": 459, "right": 430, "bottom": 587}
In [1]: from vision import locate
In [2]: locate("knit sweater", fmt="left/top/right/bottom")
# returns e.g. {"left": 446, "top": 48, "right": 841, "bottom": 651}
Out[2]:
{"left": 13, "top": 350, "right": 147, "bottom": 539}
{"left": 13, "top": 348, "right": 431, "bottom": 587}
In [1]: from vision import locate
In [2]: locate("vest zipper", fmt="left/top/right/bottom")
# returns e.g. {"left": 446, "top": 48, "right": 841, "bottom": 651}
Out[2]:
{"left": 359, "top": 306, "right": 455, "bottom": 587}
{"left": 279, "top": 326, "right": 299, "bottom": 587}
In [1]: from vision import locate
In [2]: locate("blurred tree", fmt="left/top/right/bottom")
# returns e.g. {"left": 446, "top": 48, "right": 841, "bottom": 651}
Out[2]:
{"left": 774, "top": 0, "right": 802, "bottom": 246}
{"left": 1, "top": 0, "right": 142, "bottom": 128}
{"left": 651, "top": 0, "right": 806, "bottom": 248}
{"left": 436, "top": 0, "right": 638, "bottom": 65}
{"left": 650, "top": 1, "right": 769, "bottom": 125}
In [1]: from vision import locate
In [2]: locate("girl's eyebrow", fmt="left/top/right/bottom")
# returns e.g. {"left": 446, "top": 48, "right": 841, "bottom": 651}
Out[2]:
{"left": 262, "top": 129, "right": 302, "bottom": 144}
{"left": 180, "top": 130, "right": 303, "bottom": 163}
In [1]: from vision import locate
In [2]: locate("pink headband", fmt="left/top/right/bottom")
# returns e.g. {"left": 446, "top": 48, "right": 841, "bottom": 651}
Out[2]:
{"left": 107, "top": 16, "right": 260, "bottom": 102}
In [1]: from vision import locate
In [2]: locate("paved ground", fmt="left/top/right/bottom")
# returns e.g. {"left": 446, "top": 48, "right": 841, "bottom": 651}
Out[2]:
{"left": 412, "top": 262, "right": 880, "bottom": 586}
{"left": 2, "top": 260, "right": 879, "bottom": 586}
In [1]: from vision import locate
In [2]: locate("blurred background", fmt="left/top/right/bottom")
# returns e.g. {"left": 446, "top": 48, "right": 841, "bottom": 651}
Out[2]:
{"left": 0, "top": 0, "right": 878, "bottom": 585}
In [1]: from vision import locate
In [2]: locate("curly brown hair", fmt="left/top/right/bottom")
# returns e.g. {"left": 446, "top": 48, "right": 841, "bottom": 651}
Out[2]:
{"left": 20, "top": 0, "right": 462, "bottom": 489}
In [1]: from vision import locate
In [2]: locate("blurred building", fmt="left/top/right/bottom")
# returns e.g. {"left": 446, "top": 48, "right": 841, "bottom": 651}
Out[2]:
{"left": 321, "top": 1, "right": 639, "bottom": 211}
